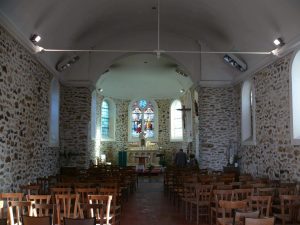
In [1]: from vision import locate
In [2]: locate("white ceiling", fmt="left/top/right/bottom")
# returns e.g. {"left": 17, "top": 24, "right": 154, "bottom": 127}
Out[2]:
{"left": 96, "top": 54, "right": 193, "bottom": 99}
{"left": 1, "top": 0, "right": 300, "bottom": 88}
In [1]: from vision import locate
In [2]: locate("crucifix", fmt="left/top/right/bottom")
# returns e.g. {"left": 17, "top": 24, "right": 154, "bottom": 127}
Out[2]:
{"left": 177, "top": 105, "right": 191, "bottom": 128}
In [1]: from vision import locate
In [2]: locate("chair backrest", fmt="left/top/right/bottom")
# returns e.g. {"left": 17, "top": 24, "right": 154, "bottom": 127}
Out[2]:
{"left": 64, "top": 217, "right": 96, "bottom": 225}
{"left": 248, "top": 195, "right": 272, "bottom": 217}
{"left": 216, "top": 185, "right": 233, "bottom": 190}
{"left": 87, "top": 195, "right": 112, "bottom": 225}
{"left": 257, "top": 188, "right": 275, "bottom": 197}
{"left": 55, "top": 194, "right": 81, "bottom": 225}
{"left": 75, "top": 188, "right": 97, "bottom": 204}
{"left": 235, "top": 210, "right": 260, "bottom": 224}
{"left": 22, "top": 215, "right": 51, "bottom": 225}
{"left": 196, "top": 184, "right": 213, "bottom": 202}
{"left": 51, "top": 188, "right": 72, "bottom": 195}
{"left": 245, "top": 217, "right": 275, "bottom": 225}
{"left": 20, "top": 184, "right": 41, "bottom": 195}
{"left": 32, "top": 203, "right": 55, "bottom": 217}
{"left": 213, "top": 190, "right": 233, "bottom": 202}
{"left": 51, "top": 188, "right": 72, "bottom": 203}
{"left": 279, "top": 195, "right": 300, "bottom": 222}
{"left": 8, "top": 201, "right": 32, "bottom": 225}
{"left": 27, "top": 195, "right": 51, "bottom": 204}
{"left": 277, "top": 187, "right": 295, "bottom": 196}
{"left": 233, "top": 188, "right": 253, "bottom": 200}
{"left": 219, "top": 200, "right": 248, "bottom": 218}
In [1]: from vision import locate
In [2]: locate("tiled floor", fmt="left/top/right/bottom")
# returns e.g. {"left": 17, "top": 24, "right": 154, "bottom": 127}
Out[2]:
{"left": 121, "top": 175, "right": 191, "bottom": 225}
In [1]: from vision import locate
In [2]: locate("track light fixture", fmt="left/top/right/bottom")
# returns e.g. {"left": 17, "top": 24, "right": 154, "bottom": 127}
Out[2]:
{"left": 56, "top": 55, "right": 80, "bottom": 72}
{"left": 223, "top": 54, "right": 247, "bottom": 72}
{"left": 30, "top": 34, "right": 41, "bottom": 44}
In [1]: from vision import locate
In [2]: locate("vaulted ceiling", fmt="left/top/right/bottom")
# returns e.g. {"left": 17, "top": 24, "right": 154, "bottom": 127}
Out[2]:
{"left": 1, "top": 0, "right": 300, "bottom": 91}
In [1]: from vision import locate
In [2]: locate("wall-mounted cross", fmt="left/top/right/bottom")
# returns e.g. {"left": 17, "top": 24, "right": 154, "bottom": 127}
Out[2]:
{"left": 177, "top": 105, "right": 191, "bottom": 128}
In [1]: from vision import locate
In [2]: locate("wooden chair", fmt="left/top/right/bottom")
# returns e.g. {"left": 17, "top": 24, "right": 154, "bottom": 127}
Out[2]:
{"left": 64, "top": 217, "right": 96, "bottom": 225}
{"left": 75, "top": 188, "right": 97, "bottom": 204}
{"left": 233, "top": 189, "right": 253, "bottom": 201}
{"left": 22, "top": 215, "right": 51, "bottom": 225}
{"left": 274, "top": 195, "right": 300, "bottom": 225}
{"left": 245, "top": 217, "right": 275, "bottom": 225}
{"left": 248, "top": 195, "right": 272, "bottom": 217}
{"left": 98, "top": 188, "right": 121, "bottom": 225}
{"left": 217, "top": 200, "right": 248, "bottom": 225}
{"left": 191, "top": 184, "right": 213, "bottom": 225}
{"left": 211, "top": 190, "right": 233, "bottom": 225}
{"left": 8, "top": 201, "right": 32, "bottom": 225}
{"left": 182, "top": 183, "right": 196, "bottom": 221}
{"left": 55, "top": 194, "right": 82, "bottom": 225}
{"left": 87, "top": 195, "right": 113, "bottom": 225}
{"left": 1, "top": 193, "right": 24, "bottom": 223}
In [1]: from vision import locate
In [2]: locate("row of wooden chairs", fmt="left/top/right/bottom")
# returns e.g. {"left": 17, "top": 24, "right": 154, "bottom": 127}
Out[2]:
{"left": 5, "top": 194, "right": 113, "bottom": 225}
{"left": 0, "top": 189, "right": 121, "bottom": 224}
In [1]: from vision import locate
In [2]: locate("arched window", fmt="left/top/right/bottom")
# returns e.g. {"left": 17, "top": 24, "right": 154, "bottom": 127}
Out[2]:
{"left": 291, "top": 50, "right": 300, "bottom": 145}
{"left": 241, "top": 80, "right": 256, "bottom": 145}
{"left": 49, "top": 78, "right": 60, "bottom": 147}
{"left": 170, "top": 100, "right": 183, "bottom": 141}
{"left": 91, "top": 90, "right": 97, "bottom": 140}
{"left": 129, "top": 99, "right": 158, "bottom": 141}
{"left": 101, "top": 98, "right": 115, "bottom": 140}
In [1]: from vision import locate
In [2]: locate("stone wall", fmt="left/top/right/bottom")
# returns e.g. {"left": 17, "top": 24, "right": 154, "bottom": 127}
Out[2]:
{"left": 60, "top": 86, "right": 91, "bottom": 168}
{"left": 198, "top": 87, "right": 238, "bottom": 170}
{"left": 0, "top": 25, "right": 59, "bottom": 191}
{"left": 237, "top": 53, "right": 300, "bottom": 181}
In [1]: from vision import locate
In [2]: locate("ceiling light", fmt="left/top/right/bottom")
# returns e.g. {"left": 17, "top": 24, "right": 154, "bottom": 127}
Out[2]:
{"left": 99, "top": 88, "right": 103, "bottom": 92}
{"left": 273, "top": 38, "right": 284, "bottom": 46}
{"left": 30, "top": 34, "right": 41, "bottom": 44}
{"left": 180, "top": 89, "right": 185, "bottom": 93}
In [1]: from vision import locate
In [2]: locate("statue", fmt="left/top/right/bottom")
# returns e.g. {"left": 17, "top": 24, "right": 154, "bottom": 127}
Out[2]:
{"left": 139, "top": 131, "right": 146, "bottom": 148}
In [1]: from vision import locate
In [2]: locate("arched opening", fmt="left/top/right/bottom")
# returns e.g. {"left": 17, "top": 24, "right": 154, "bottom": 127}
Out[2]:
{"left": 290, "top": 50, "right": 300, "bottom": 145}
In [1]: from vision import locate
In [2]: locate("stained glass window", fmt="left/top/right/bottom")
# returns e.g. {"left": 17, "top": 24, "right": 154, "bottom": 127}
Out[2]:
{"left": 101, "top": 100, "right": 109, "bottom": 138}
{"left": 131, "top": 99, "right": 155, "bottom": 139}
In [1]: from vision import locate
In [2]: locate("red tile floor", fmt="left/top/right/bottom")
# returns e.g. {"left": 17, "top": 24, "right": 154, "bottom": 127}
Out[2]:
{"left": 121, "top": 175, "right": 193, "bottom": 225}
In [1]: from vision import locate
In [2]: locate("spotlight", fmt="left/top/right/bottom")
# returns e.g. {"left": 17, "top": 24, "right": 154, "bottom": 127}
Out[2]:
{"left": 273, "top": 38, "right": 284, "bottom": 47}
{"left": 98, "top": 88, "right": 103, "bottom": 92}
{"left": 30, "top": 34, "right": 41, "bottom": 44}
{"left": 180, "top": 89, "right": 185, "bottom": 93}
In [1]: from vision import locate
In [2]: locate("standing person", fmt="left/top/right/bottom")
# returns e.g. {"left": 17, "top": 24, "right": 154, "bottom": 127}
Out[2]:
{"left": 174, "top": 149, "right": 187, "bottom": 167}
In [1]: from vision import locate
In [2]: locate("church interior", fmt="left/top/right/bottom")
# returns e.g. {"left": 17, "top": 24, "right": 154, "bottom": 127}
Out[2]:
{"left": 1, "top": 0, "right": 300, "bottom": 224}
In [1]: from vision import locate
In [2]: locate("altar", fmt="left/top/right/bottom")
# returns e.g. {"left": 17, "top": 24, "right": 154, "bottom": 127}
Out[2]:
{"left": 127, "top": 147, "right": 161, "bottom": 167}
